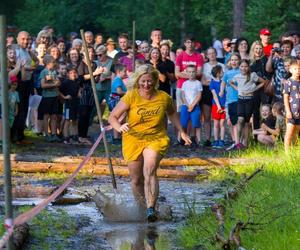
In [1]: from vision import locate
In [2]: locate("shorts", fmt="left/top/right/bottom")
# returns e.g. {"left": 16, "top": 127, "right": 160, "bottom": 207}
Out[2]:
{"left": 212, "top": 104, "right": 226, "bottom": 120}
{"left": 57, "top": 102, "right": 63, "bottom": 115}
{"left": 108, "top": 94, "right": 121, "bottom": 111}
{"left": 180, "top": 105, "right": 201, "bottom": 128}
{"left": 39, "top": 96, "right": 59, "bottom": 115}
{"left": 238, "top": 97, "right": 254, "bottom": 123}
{"left": 97, "top": 89, "right": 110, "bottom": 104}
{"left": 200, "top": 86, "right": 213, "bottom": 106}
{"left": 64, "top": 105, "right": 78, "bottom": 120}
{"left": 228, "top": 102, "right": 238, "bottom": 125}
{"left": 176, "top": 88, "right": 183, "bottom": 112}
{"left": 287, "top": 118, "right": 300, "bottom": 125}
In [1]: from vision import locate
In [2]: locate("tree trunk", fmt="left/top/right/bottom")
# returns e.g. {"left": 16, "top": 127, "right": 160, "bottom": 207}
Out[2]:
{"left": 233, "top": 0, "right": 247, "bottom": 37}
{"left": 180, "top": 0, "right": 186, "bottom": 44}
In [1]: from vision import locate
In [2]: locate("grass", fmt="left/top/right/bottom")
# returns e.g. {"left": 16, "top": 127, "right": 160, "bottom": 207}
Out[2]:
{"left": 177, "top": 143, "right": 300, "bottom": 250}
{"left": 0, "top": 207, "right": 79, "bottom": 250}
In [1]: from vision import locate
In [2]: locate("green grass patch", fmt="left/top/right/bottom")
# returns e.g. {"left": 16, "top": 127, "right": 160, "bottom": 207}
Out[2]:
{"left": 177, "top": 144, "right": 300, "bottom": 249}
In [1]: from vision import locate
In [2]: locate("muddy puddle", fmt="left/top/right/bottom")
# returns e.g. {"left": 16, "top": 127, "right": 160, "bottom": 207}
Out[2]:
{"left": 2, "top": 176, "right": 222, "bottom": 249}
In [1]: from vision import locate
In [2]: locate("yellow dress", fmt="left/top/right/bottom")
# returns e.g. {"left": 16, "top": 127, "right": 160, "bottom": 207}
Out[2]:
{"left": 121, "top": 89, "right": 174, "bottom": 162}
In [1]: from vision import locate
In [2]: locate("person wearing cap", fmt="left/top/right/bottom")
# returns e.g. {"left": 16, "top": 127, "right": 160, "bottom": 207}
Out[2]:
{"left": 106, "top": 38, "right": 118, "bottom": 58}
{"left": 260, "top": 28, "right": 273, "bottom": 57}
{"left": 1, "top": 75, "right": 20, "bottom": 145}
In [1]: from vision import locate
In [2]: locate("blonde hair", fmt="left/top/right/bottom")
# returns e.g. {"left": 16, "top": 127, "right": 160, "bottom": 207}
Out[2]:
{"left": 249, "top": 41, "right": 264, "bottom": 63}
{"left": 127, "top": 64, "right": 159, "bottom": 90}
{"left": 226, "top": 52, "right": 241, "bottom": 69}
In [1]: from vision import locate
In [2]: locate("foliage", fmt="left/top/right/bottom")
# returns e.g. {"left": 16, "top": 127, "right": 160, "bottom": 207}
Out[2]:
{"left": 177, "top": 144, "right": 300, "bottom": 249}
{"left": 5, "top": 0, "right": 300, "bottom": 48}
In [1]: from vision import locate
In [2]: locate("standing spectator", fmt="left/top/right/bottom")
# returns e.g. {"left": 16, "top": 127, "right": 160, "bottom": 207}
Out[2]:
{"left": 249, "top": 41, "right": 272, "bottom": 131}
{"left": 175, "top": 35, "right": 204, "bottom": 142}
{"left": 230, "top": 59, "right": 266, "bottom": 148}
{"left": 222, "top": 38, "right": 231, "bottom": 63}
{"left": 6, "top": 34, "right": 15, "bottom": 47}
{"left": 283, "top": 59, "right": 300, "bottom": 152}
{"left": 84, "top": 31, "right": 94, "bottom": 47}
{"left": 137, "top": 41, "right": 150, "bottom": 61}
{"left": 202, "top": 47, "right": 225, "bottom": 146}
{"left": 150, "top": 28, "right": 162, "bottom": 48}
{"left": 235, "top": 38, "right": 250, "bottom": 60}
{"left": 94, "top": 33, "right": 103, "bottom": 50}
{"left": 106, "top": 38, "right": 118, "bottom": 58}
{"left": 60, "top": 66, "right": 81, "bottom": 144}
{"left": 57, "top": 39, "right": 67, "bottom": 63}
{"left": 213, "top": 39, "right": 224, "bottom": 63}
{"left": 114, "top": 33, "right": 129, "bottom": 62}
{"left": 210, "top": 65, "right": 226, "bottom": 148}
{"left": 13, "top": 31, "right": 35, "bottom": 144}
{"left": 180, "top": 65, "right": 203, "bottom": 145}
{"left": 77, "top": 46, "right": 103, "bottom": 145}
{"left": 220, "top": 53, "right": 241, "bottom": 150}
{"left": 259, "top": 28, "right": 273, "bottom": 57}
{"left": 39, "top": 56, "right": 61, "bottom": 142}
{"left": 266, "top": 40, "right": 293, "bottom": 102}
{"left": 1, "top": 76, "right": 20, "bottom": 145}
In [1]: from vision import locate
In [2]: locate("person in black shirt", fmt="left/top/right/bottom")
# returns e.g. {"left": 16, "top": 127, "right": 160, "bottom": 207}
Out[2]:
{"left": 60, "top": 66, "right": 82, "bottom": 144}
{"left": 146, "top": 47, "right": 171, "bottom": 94}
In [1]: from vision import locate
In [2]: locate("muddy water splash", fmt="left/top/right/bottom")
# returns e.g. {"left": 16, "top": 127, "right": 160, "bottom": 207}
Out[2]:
{"left": 93, "top": 189, "right": 146, "bottom": 222}
{"left": 93, "top": 189, "right": 172, "bottom": 222}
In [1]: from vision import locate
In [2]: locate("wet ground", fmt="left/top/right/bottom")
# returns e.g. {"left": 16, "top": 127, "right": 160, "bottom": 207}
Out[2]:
{"left": 1, "top": 175, "right": 223, "bottom": 249}
{"left": 0, "top": 122, "right": 231, "bottom": 249}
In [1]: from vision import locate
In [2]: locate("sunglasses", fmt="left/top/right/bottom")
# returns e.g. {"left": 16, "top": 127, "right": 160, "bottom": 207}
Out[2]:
{"left": 97, "top": 54, "right": 103, "bottom": 57}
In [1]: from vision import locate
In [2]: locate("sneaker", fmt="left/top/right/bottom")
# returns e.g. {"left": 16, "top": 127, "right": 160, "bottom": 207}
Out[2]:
{"left": 235, "top": 143, "right": 245, "bottom": 150}
{"left": 218, "top": 140, "right": 225, "bottom": 148}
{"left": 52, "top": 134, "right": 62, "bottom": 143}
{"left": 146, "top": 207, "right": 157, "bottom": 222}
{"left": 212, "top": 140, "right": 219, "bottom": 148}
{"left": 203, "top": 140, "right": 211, "bottom": 147}
{"left": 45, "top": 135, "right": 53, "bottom": 142}
{"left": 226, "top": 143, "right": 236, "bottom": 151}
{"left": 63, "top": 137, "right": 71, "bottom": 144}
{"left": 69, "top": 137, "right": 79, "bottom": 145}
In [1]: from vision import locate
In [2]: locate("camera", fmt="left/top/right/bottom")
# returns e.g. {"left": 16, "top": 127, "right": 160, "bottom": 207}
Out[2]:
{"left": 272, "top": 47, "right": 283, "bottom": 53}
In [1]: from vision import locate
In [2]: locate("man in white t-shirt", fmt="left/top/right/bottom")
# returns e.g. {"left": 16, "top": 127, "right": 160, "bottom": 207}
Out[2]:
{"left": 180, "top": 65, "right": 203, "bottom": 145}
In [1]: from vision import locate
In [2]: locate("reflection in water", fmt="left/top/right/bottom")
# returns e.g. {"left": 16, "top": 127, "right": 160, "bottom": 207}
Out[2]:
{"left": 105, "top": 224, "right": 167, "bottom": 250}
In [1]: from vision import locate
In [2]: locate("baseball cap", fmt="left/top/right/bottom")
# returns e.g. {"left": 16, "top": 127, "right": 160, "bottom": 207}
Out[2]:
{"left": 260, "top": 28, "right": 271, "bottom": 36}
{"left": 9, "top": 75, "right": 18, "bottom": 84}
{"left": 229, "top": 38, "right": 237, "bottom": 44}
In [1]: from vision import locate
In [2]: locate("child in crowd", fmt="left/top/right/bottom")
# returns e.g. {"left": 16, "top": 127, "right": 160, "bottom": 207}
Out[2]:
{"left": 1, "top": 75, "right": 20, "bottom": 145}
{"left": 230, "top": 59, "right": 266, "bottom": 149}
{"left": 253, "top": 104, "right": 276, "bottom": 146}
{"left": 108, "top": 64, "right": 127, "bottom": 144}
{"left": 210, "top": 65, "right": 226, "bottom": 148}
{"left": 283, "top": 57, "right": 292, "bottom": 80}
{"left": 180, "top": 65, "right": 203, "bottom": 145}
{"left": 40, "top": 56, "right": 61, "bottom": 142}
{"left": 60, "top": 66, "right": 81, "bottom": 144}
{"left": 220, "top": 53, "right": 241, "bottom": 150}
{"left": 57, "top": 62, "right": 68, "bottom": 136}
{"left": 283, "top": 59, "right": 300, "bottom": 152}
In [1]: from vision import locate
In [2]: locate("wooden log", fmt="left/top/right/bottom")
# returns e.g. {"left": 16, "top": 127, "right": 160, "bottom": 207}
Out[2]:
{"left": 12, "top": 185, "right": 57, "bottom": 198}
{"left": 52, "top": 196, "right": 91, "bottom": 205}
{"left": 0, "top": 161, "right": 199, "bottom": 179}
{"left": 0, "top": 154, "right": 243, "bottom": 167}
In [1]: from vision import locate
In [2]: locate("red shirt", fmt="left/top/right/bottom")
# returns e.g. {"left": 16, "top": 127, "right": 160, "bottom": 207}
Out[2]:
{"left": 263, "top": 44, "right": 273, "bottom": 57}
{"left": 175, "top": 51, "right": 204, "bottom": 88}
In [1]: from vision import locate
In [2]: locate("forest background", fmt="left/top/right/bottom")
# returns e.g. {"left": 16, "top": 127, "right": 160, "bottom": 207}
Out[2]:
{"left": 1, "top": 0, "right": 300, "bottom": 48}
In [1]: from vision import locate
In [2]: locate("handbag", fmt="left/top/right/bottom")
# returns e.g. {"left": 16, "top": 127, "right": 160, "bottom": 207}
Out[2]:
{"left": 264, "top": 78, "right": 274, "bottom": 97}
